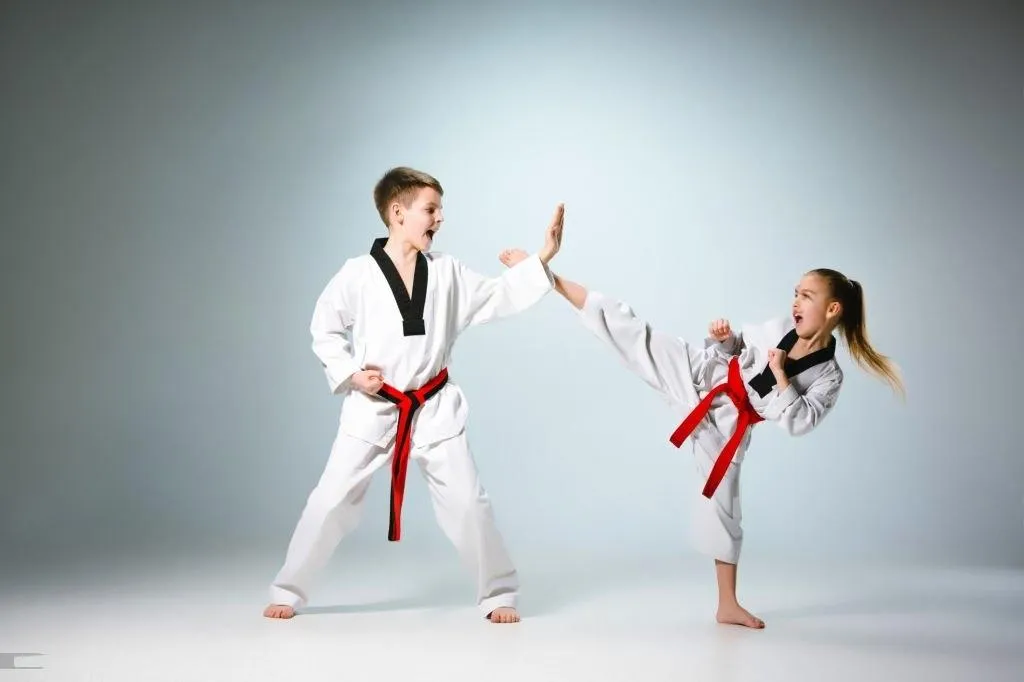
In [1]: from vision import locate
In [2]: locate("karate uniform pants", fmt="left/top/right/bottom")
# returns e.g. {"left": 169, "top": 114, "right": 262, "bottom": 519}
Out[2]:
{"left": 269, "top": 427, "right": 519, "bottom": 616}
{"left": 690, "top": 438, "right": 748, "bottom": 564}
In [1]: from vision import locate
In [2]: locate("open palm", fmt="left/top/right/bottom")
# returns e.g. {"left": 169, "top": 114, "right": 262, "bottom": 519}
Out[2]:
{"left": 540, "top": 203, "right": 564, "bottom": 264}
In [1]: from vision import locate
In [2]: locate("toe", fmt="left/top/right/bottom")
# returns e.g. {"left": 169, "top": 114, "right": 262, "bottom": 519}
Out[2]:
{"left": 264, "top": 605, "right": 294, "bottom": 619}
{"left": 489, "top": 608, "right": 517, "bottom": 623}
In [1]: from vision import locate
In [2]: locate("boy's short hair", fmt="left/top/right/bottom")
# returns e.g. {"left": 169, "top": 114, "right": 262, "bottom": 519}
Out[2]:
{"left": 373, "top": 167, "right": 444, "bottom": 228}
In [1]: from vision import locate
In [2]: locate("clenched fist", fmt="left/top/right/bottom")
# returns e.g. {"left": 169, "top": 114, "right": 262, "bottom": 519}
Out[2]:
{"left": 708, "top": 318, "right": 732, "bottom": 342}
{"left": 767, "top": 348, "right": 788, "bottom": 373}
{"left": 351, "top": 369, "right": 384, "bottom": 395}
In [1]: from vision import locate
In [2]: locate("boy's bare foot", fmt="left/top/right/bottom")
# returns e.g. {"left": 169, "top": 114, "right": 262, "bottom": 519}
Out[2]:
{"left": 716, "top": 603, "right": 765, "bottom": 629}
{"left": 487, "top": 606, "right": 520, "bottom": 623}
{"left": 498, "top": 249, "right": 529, "bottom": 268}
{"left": 263, "top": 604, "right": 296, "bottom": 619}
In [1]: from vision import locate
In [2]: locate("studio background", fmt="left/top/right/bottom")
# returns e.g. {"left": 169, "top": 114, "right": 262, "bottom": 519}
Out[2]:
{"left": 2, "top": 0, "right": 1021, "bottom": 587}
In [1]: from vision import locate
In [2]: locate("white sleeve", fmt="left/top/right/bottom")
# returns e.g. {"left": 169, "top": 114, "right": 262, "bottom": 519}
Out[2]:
{"left": 764, "top": 372, "right": 843, "bottom": 436}
{"left": 310, "top": 262, "right": 362, "bottom": 394}
{"left": 577, "top": 291, "right": 705, "bottom": 409}
{"left": 453, "top": 253, "right": 554, "bottom": 330}
{"left": 704, "top": 331, "right": 744, "bottom": 357}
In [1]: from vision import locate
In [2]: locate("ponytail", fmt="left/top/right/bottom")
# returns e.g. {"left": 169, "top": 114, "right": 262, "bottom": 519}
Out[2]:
{"left": 810, "top": 269, "right": 905, "bottom": 398}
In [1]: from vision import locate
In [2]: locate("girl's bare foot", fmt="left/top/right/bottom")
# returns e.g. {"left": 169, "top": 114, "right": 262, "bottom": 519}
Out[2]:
{"left": 498, "top": 249, "right": 529, "bottom": 268}
{"left": 487, "top": 606, "right": 520, "bottom": 623}
{"left": 263, "top": 604, "right": 295, "bottom": 619}
{"left": 716, "top": 602, "right": 765, "bottom": 629}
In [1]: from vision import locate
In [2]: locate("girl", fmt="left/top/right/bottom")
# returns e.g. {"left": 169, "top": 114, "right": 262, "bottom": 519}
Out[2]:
{"left": 498, "top": 250, "right": 903, "bottom": 628}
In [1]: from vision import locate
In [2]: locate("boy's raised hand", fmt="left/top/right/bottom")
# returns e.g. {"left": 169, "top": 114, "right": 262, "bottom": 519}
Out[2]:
{"left": 538, "top": 203, "right": 564, "bottom": 264}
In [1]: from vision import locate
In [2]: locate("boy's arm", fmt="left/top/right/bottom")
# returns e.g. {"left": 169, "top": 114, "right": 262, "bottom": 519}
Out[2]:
{"left": 310, "top": 263, "right": 362, "bottom": 394}
{"left": 454, "top": 203, "right": 564, "bottom": 330}
{"left": 454, "top": 254, "right": 554, "bottom": 330}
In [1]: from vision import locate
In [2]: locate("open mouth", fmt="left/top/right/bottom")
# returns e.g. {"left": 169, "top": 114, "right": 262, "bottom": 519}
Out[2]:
{"left": 425, "top": 229, "right": 436, "bottom": 240}
{"left": 794, "top": 314, "right": 803, "bottom": 325}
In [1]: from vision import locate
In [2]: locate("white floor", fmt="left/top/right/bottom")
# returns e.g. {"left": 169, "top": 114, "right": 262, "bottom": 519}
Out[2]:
{"left": 2, "top": 548, "right": 1021, "bottom": 681}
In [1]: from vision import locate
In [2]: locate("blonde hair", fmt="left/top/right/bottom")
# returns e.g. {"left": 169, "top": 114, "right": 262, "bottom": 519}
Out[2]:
{"left": 372, "top": 167, "right": 443, "bottom": 228}
{"left": 809, "top": 268, "right": 905, "bottom": 398}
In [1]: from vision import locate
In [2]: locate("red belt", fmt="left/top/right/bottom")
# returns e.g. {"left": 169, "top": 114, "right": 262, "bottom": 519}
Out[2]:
{"left": 376, "top": 367, "right": 449, "bottom": 541}
{"left": 669, "top": 357, "right": 764, "bottom": 498}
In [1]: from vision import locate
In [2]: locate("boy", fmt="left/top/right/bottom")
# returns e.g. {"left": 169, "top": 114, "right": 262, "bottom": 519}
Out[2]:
{"left": 264, "top": 167, "right": 564, "bottom": 624}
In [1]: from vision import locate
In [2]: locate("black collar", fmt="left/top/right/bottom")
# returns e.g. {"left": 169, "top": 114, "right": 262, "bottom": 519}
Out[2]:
{"left": 369, "top": 238, "right": 428, "bottom": 336}
{"left": 748, "top": 329, "right": 836, "bottom": 398}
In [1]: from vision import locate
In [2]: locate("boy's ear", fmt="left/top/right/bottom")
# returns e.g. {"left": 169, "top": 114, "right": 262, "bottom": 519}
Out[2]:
{"left": 390, "top": 201, "right": 404, "bottom": 225}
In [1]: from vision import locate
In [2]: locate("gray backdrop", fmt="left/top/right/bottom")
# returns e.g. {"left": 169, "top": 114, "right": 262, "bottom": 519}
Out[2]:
{"left": 2, "top": 0, "right": 1021, "bottom": 575}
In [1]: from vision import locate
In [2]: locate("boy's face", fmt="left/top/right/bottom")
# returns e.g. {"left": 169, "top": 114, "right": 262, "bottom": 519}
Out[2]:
{"left": 390, "top": 187, "right": 444, "bottom": 252}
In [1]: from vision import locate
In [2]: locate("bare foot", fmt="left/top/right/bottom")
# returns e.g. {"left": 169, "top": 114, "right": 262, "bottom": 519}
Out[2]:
{"left": 487, "top": 606, "right": 520, "bottom": 624}
{"left": 498, "top": 249, "right": 529, "bottom": 268}
{"left": 263, "top": 604, "right": 295, "bottom": 619}
{"left": 716, "top": 603, "right": 764, "bottom": 629}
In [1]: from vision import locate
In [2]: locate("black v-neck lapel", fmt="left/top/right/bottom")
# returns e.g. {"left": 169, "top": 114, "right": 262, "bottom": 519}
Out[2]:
{"left": 369, "top": 238, "right": 428, "bottom": 336}
{"left": 747, "top": 329, "right": 837, "bottom": 398}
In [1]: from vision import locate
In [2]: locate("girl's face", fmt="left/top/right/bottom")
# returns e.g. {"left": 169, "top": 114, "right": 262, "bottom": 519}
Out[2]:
{"left": 792, "top": 274, "right": 841, "bottom": 338}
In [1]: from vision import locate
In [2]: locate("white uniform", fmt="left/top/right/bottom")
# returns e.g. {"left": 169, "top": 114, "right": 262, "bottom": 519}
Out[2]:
{"left": 577, "top": 291, "right": 843, "bottom": 563}
{"left": 270, "top": 238, "right": 554, "bottom": 616}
